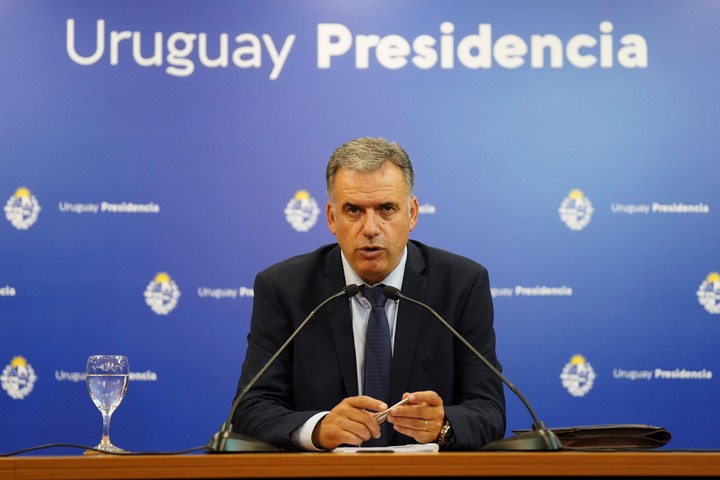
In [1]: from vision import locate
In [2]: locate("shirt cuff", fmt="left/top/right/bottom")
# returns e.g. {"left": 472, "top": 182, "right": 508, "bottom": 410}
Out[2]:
{"left": 291, "top": 411, "right": 329, "bottom": 451}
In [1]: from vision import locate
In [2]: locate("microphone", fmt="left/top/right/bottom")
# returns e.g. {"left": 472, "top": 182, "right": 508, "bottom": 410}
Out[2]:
{"left": 382, "top": 285, "right": 561, "bottom": 451}
{"left": 207, "top": 284, "right": 361, "bottom": 453}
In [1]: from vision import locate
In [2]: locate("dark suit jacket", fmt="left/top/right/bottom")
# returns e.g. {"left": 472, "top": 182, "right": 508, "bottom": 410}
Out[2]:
{"left": 232, "top": 240, "right": 506, "bottom": 451}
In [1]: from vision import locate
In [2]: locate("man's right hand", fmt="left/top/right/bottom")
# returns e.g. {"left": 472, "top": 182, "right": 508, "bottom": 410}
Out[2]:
{"left": 312, "top": 396, "right": 388, "bottom": 449}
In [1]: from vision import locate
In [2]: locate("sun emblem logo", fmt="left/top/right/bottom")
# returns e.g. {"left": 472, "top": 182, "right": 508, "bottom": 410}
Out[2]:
{"left": 697, "top": 272, "right": 720, "bottom": 315}
{"left": 4, "top": 187, "right": 41, "bottom": 230}
{"left": 1, "top": 356, "right": 38, "bottom": 400}
{"left": 558, "top": 189, "right": 594, "bottom": 231}
{"left": 560, "top": 354, "right": 596, "bottom": 397}
{"left": 284, "top": 189, "right": 320, "bottom": 232}
{"left": 144, "top": 272, "right": 181, "bottom": 315}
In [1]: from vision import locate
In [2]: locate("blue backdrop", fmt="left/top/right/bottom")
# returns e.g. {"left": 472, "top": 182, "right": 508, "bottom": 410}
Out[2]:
{"left": 1, "top": 0, "right": 718, "bottom": 453}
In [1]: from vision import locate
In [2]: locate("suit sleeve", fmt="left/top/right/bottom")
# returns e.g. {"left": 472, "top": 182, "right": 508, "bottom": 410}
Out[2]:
{"left": 231, "top": 272, "right": 320, "bottom": 451}
{"left": 445, "top": 266, "right": 507, "bottom": 449}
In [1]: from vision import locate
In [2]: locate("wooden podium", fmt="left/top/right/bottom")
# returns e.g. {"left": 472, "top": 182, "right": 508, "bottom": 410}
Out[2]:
{"left": 2, "top": 451, "right": 720, "bottom": 479}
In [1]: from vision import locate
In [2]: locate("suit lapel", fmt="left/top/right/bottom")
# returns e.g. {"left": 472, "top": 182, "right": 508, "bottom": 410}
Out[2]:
{"left": 323, "top": 246, "right": 360, "bottom": 397}
{"left": 389, "top": 242, "right": 428, "bottom": 404}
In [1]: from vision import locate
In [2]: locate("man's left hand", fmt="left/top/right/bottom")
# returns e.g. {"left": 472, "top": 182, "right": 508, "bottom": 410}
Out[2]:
{"left": 385, "top": 391, "right": 444, "bottom": 443}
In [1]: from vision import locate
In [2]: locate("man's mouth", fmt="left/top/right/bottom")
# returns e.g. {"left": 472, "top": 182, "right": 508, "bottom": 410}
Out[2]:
{"left": 359, "top": 246, "right": 383, "bottom": 257}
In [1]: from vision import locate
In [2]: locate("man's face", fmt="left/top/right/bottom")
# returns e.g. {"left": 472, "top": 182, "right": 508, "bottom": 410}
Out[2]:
{"left": 327, "top": 161, "right": 418, "bottom": 285}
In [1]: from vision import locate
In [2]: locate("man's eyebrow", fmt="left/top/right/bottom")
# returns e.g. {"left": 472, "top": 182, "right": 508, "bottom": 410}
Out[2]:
{"left": 341, "top": 200, "right": 398, "bottom": 210}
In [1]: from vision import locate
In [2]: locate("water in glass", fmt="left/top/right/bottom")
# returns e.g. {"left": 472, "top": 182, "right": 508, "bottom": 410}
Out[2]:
{"left": 85, "top": 355, "right": 129, "bottom": 454}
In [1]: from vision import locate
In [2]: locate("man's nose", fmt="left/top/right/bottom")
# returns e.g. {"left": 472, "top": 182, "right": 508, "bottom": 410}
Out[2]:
{"left": 362, "top": 211, "right": 381, "bottom": 236}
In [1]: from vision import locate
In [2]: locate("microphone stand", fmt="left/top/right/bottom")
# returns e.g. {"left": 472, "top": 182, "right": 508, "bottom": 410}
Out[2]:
{"left": 382, "top": 286, "right": 561, "bottom": 451}
{"left": 208, "top": 285, "right": 360, "bottom": 453}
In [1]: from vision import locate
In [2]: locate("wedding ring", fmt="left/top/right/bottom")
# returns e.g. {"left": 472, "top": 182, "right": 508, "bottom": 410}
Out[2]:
{"left": 423, "top": 420, "right": 428, "bottom": 431}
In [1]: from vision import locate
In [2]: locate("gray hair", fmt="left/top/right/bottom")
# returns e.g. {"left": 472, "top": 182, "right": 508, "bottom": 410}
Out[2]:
{"left": 325, "top": 137, "right": 415, "bottom": 201}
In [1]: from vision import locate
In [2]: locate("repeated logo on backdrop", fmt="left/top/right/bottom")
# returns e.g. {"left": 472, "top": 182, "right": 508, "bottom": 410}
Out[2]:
{"left": 1, "top": 356, "right": 37, "bottom": 400}
{"left": 558, "top": 189, "right": 594, "bottom": 231}
{"left": 4, "top": 187, "right": 41, "bottom": 230}
{"left": 285, "top": 190, "right": 320, "bottom": 232}
{"left": 560, "top": 354, "right": 597, "bottom": 397}
{"left": 144, "top": 272, "right": 181, "bottom": 315}
{"left": 697, "top": 272, "right": 720, "bottom": 314}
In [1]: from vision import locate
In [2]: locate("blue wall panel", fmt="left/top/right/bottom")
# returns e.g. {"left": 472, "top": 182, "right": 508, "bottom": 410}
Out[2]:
{"left": 1, "top": 0, "right": 718, "bottom": 453}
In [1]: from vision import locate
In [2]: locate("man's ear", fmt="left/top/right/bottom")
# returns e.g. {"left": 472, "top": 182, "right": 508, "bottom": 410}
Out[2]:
{"left": 409, "top": 196, "right": 419, "bottom": 231}
{"left": 326, "top": 202, "right": 336, "bottom": 234}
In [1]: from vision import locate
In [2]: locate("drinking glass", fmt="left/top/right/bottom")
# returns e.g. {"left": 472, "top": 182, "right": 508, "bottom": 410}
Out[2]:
{"left": 86, "top": 354, "right": 129, "bottom": 453}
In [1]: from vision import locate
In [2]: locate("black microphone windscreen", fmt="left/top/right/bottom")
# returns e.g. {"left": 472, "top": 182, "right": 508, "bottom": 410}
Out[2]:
{"left": 382, "top": 285, "right": 400, "bottom": 300}
{"left": 344, "top": 284, "right": 360, "bottom": 297}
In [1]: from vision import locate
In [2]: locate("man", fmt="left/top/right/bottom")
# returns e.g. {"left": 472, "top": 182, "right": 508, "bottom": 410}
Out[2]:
{"left": 231, "top": 137, "right": 506, "bottom": 450}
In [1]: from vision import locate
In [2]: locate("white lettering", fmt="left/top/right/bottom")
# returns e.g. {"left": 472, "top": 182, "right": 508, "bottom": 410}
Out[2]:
{"left": 134, "top": 32, "right": 163, "bottom": 67}
{"left": 456, "top": 24, "right": 491, "bottom": 69}
{"left": 493, "top": 34, "right": 527, "bottom": 69}
{"left": 109, "top": 29, "right": 133, "bottom": 65}
{"left": 316, "top": 21, "right": 647, "bottom": 71}
{"left": 67, "top": 19, "right": 648, "bottom": 77}
{"left": 263, "top": 34, "right": 296, "bottom": 80}
{"left": 232, "top": 33, "right": 262, "bottom": 69}
{"left": 55, "top": 370, "right": 158, "bottom": 382}
{"left": 238, "top": 286, "right": 254, "bottom": 298}
{"left": 0, "top": 285, "right": 17, "bottom": 297}
{"left": 58, "top": 202, "right": 100, "bottom": 214}
{"left": 600, "top": 21, "right": 613, "bottom": 67}
{"left": 196, "top": 286, "right": 254, "bottom": 299}
{"left": 651, "top": 202, "right": 710, "bottom": 214}
{"left": 654, "top": 368, "right": 713, "bottom": 380}
{"left": 129, "top": 370, "right": 158, "bottom": 381}
{"left": 566, "top": 34, "right": 597, "bottom": 68}
{"left": 198, "top": 33, "right": 228, "bottom": 68}
{"left": 67, "top": 19, "right": 295, "bottom": 80}
{"left": 317, "top": 23, "right": 352, "bottom": 68}
{"left": 613, "top": 369, "right": 653, "bottom": 380}
{"left": 66, "top": 19, "right": 104, "bottom": 65}
{"left": 376, "top": 34, "right": 410, "bottom": 69}
{"left": 100, "top": 202, "right": 160, "bottom": 213}
{"left": 514, "top": 285, "right": 573, "bottom": 296}
{"left": 531, "top": 34, "right": 563, "bottom": 68}
{"left": 611, "top": 202, "right": 710, "bottom": 214}
{"left": 411, "top": 35, "right": 437, "bottom": 69}
{"left": 491, "top": 287, "right": 513, "bottom": 298}
{"left": 618, "top": 34, "right": 648, "bottom": 68}
{"left": 418, "top": 203, "right": 436, "bottom": 214}
{"left": 197, "top": 287, "right": 238, "bottom": 299}
{"left": 610, "top": 203, "right": 650, "bottom": 215}
{"left": 166, "top": 32, "right": 197, "bottom": 76}
{"left": 440, "top": 21, "right": 454, "bottom": 68}
{"left": 55, "top": 370, "right": 86, "bottom": 382}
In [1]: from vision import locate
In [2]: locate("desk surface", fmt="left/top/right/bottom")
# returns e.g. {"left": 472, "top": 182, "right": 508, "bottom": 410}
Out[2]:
{"left": 1, "top": 451, "right": 720, "bottom": 479}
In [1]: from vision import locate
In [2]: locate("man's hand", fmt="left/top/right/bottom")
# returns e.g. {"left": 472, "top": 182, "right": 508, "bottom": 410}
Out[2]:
{"left": 312, "top": 396, "right": 387, "bottom": 449}
{"left": 386, "top": 391, "right": 445, "bottom": 443}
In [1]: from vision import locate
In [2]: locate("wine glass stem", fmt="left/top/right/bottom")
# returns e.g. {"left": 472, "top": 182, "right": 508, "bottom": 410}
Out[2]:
{"left": 101, "top": 412, "right": 113, "bottom": 446}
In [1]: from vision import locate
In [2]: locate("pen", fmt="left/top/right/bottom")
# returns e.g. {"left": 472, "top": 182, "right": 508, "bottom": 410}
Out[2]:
{"left": 373, "top": 397, "right": 410, "bottom": 423}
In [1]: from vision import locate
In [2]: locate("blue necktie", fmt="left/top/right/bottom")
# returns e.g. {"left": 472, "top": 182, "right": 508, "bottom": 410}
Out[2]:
{"left": 361, "top": 284, "right": 392, "bottom": 446}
